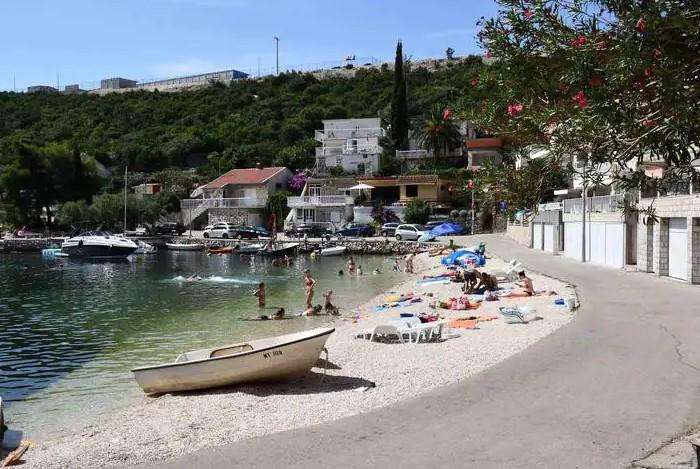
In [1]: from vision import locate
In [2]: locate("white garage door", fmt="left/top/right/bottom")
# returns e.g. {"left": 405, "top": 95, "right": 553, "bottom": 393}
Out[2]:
{"left": 533, "top": 223, "right": 543, "bottom": 250}
{"left": 589, "top": 222, "right": 606, "bottom": 265}
{"left": 605, "top": 223, "right": 625, "bottom": 268}
{"left": 543, "top": 224, "right": 554, "bottom": 252}
{"left": 564, "top": 222, "right": 582, "bottom": 261}
{"left": 668, "top": 218, "right": 688, "bottom": 280}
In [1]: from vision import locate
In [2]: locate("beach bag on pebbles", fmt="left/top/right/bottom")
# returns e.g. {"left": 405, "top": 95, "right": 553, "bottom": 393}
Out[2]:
{"left": 499, "top": 306, "right": 537, "bottom": 324}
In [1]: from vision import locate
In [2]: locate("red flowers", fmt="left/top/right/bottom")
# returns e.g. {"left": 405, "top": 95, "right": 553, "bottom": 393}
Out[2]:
{"left": 524, "top": 9, "right": 535, "bottom": 19}
{"left": 573, "top": 91, "right": 588, "bottom": 109}
{"left": 485, "top": 50, "right": 491, "bottom": 59}
{"left": 570, "top": 36, "right": 588, "bottom": 48}
{"left": 642, "top": 118, "right": 657, "bottom": 128}
{"left": 470, "top": 78, "right": 479, "bottom": 87}
{"left": 507, "top": 104, "right": 524, "bottom": 117}
{"left": 636, "top": 17, "right": 647, "bottom": 33}
{"left": 442, "top": 108, "right": 454, "bottom": 120}
{"left": 653, "top": 47, "right": 662, "bottom": 58}
{"left": 643, "top": 67, "right": 653, "bottom": 78}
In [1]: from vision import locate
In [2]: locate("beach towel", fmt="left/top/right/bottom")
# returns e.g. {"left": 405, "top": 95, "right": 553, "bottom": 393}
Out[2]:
{"left": 416, "top": 277, "right": 451, "bottom": 285}
{"left": 384, "top": 293, "right": 414, "bottom": 303}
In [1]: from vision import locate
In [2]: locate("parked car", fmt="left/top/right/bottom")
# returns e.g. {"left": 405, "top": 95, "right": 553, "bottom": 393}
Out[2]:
{"left": 394, "top": 224, "right": 430, "bottom": 241}
{"left": 380, "top": 222, "right": 400, "bottom": 237}
{"left": 286, "top": 222, "right": 334, "bottom": 240}
{"left": 203, "top": 222, "right": 237, "bottom": 239}
{"left": 155, "top": 222, "right": 187, "bottom": 236}
{"left": 337, "top": 223, "right": 375, "bottom": 238}
{"left": 234, "top": 225, "right": 271, "bottom": 239}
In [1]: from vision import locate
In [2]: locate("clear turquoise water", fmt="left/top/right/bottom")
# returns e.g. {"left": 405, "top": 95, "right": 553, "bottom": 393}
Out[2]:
{"left": 0, "top": 251, "right": 401, "bottom": 438}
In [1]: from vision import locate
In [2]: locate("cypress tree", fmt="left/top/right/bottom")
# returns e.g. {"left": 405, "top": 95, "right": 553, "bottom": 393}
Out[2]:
{"left": 392, "top": 40, "right": 409, "bottom": 152}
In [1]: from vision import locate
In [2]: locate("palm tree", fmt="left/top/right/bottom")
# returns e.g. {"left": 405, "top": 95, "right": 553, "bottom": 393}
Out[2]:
{"left": 416, "top": 106, "right": 463, "bottom": 165}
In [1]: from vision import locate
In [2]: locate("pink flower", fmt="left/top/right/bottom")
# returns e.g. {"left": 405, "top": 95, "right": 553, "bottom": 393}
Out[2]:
{"left": 636, "top": 17, "right": 647, "bottom": 33}
{"left": 485, "top": 50, "right": 491, "bottom": 58}
{"left": 570, "top": 36, "right": 588, "bottom": 48}
{"left": 507, "top": 104, "right": 524, "bottom": 117}
{"left": 524, "top": 9, "right": 535, "bottom": 19}
{"left": 642, "top": 118, "right": 657, "bottom": 128}
{"left": 653, "top": 47, "right": 662, "bottom": 58}
{"left": 644, "top": 67, "right": 653, "bottom": 78}
{"left": 442, "top": 108, "right": 454, "bottom": 120}
{"left": 470, "top": 78, "right": 479, "bottom": 87}
{"left": 573, "top": 91, "right": 588, "bottom": 109}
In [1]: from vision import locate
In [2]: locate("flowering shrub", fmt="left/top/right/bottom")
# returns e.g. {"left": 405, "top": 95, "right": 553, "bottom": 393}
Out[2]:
{"left": 287, "top": 172, "right": 307, "bottom": 193}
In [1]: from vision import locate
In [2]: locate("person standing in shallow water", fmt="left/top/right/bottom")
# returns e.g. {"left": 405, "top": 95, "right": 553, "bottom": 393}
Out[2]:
{"left": 304, "top": 269, "right": 316, "bottom": 309}
{"left": 253, "top": 282, "right": 266, "bottom": 307}
{"left": 346, "top": 256, "right": 356, "bottom": 275}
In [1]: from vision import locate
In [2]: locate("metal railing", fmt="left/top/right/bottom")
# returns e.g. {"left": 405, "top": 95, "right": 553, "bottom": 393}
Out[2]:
{"left": 287, "top": 195, "right": 350, "bottom": 208}
{"left": 314, "top": 127, "right": 385, "bottom": 141}
{"left": 181, "top": 197, "right": 267, "bottom": 210}
{"left": 562, "top": 193, "right": 626, "bottom": 214}
{"left": 315, "top": 144, "right": 381, "bottom": 157}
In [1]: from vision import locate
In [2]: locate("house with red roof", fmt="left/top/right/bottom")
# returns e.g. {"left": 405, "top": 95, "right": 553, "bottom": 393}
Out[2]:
{"left": 182, "top": 165, "right": 293, "bottom": 228}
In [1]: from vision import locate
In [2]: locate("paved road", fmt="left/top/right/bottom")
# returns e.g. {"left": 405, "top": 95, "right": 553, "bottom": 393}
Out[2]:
{"left": 136, "top": 235, "right": 700, "bottom": 469}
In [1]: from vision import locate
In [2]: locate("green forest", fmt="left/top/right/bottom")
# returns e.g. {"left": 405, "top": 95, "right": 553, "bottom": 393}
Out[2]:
{"left": 0, "top": 56, "right": 484, "bottom": 227}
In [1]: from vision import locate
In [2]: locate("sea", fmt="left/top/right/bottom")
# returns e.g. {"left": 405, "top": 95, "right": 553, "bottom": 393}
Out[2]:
{"left": 0, "top": 250, "right": 402, "bottom": 439}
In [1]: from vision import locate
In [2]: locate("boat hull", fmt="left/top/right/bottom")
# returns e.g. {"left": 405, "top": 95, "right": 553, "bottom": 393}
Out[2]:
{"left": 320, "top": 246, "right": 347, "bottom": 256}
{"left": 132, "top": 328, "right": 334, "bottom": 394}
{"left": 258, "top": 243, "right": 299, "bottom": 257}
{"left": 165, "top": 243, "right": 204, "bottom": 251}
{"left": 61, "top": 244, "right": 136, "bottom": 258}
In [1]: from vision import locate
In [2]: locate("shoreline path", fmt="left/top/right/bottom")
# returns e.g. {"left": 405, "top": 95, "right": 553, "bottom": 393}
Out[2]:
{"left": 134, "top": 234, "right": 700, "bottom": 469}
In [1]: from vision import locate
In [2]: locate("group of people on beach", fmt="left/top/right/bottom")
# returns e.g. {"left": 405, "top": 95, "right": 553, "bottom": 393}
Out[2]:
{"left": 252, "top": 268, "right": 340, "bottom": 320}
{"left": 457, "top": 268, "right": 535, "bottom": 297}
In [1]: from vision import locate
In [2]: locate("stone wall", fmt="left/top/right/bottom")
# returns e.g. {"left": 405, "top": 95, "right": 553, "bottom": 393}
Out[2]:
{"left": 506, "top": 222, "right": 532, "bottom": 248}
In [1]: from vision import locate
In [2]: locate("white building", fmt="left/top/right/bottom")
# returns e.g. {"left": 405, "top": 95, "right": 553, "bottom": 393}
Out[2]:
{"left": 285, "top": 177, "right": 356, "bottom": 229}
{"left": 314, "top": 118, "right": 384, "bottom": 176}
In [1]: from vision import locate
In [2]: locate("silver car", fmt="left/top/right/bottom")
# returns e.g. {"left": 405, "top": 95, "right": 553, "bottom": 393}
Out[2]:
{"left": 203, "top": 222, "right": 237, "bottom": 239}
{"left": 394, "top": 224, "right": 429, "bottom": 241}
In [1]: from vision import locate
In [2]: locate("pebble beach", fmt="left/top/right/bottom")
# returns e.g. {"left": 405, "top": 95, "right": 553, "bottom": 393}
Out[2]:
{"left": 23, "top": 250, "right": 577, "bottom": 469}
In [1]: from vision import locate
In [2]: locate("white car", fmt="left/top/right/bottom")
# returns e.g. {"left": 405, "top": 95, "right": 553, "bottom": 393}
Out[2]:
{"left": 203, "top": 222, "right": 237, "bottom": 239}
{"left": 394, "top": 224, "right": 430, "bottom": 241}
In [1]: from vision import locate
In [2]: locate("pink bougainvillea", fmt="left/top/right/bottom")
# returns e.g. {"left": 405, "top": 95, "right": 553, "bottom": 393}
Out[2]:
{"left": 636, "top": 17, "right": 647, "bottom": 33}
{"left": 523, "top": 9, "right": 535, "bottom": 19}
{"left": 570, "top": 36, "right": 588, "bottom": 48}
{"left": 442, "top": 108, "right": 454, "bottom": 120}
{"left": 507, "top": 104, "right": 524, "bottom": 117}
{"left": 287, "top": 172, "right": 308, "bottom": 193}
{"left": 573, "top": 91, "right": 588, "bottom": 109}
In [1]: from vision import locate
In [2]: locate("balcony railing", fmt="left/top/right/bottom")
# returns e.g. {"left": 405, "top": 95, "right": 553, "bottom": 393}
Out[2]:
{"left": 562, "top": 193, "right": 626, "bottom": 214}
{"left": 287, "top": 195, "right": 351, "bottom": 208}
{"left": 315, "top": 127, "right": 385, "bottom": 141}
{"left": 316, "top": 144, "right": 381, "bottom": 157}
{"left": 181, "top": 197, "right": 266, "bottom": 210}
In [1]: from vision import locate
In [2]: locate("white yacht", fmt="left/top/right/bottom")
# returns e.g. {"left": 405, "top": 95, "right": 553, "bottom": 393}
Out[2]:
{"left": 61, "top": 231, "right": 138, "bottom": 259}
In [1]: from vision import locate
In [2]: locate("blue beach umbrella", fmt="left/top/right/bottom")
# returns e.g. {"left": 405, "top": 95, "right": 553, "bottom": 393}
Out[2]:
{"left": 429, "top": 222, "right": 465, "bottom": 237}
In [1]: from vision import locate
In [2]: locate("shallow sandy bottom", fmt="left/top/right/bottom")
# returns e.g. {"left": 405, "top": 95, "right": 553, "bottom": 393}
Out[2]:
{"left": 24, "top": 251, "right": 576, "bottom": 469}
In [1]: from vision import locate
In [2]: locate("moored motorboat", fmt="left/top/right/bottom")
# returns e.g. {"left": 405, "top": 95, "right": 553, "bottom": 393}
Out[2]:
{"left": 134, "top": 240, "right": 157, "bottom": 255}
{"left": 165, "top": 242, "right": 205, "bottom": 251}
{"left": 320, "top": 245, "right": 347, "bottom": 257}
{"left": 258, "top": 242, "right": 299, "bottom": 257}
{"left": 61, "top": 232, "right": 138, "bottom": 259}
{"left": 131, "top": 327, "right": 334, "bottom": 394}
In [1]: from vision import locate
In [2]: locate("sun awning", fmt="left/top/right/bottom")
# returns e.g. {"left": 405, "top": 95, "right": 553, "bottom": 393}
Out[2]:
{"left": 348, "top": 183, "right": 375, "bottom": 190}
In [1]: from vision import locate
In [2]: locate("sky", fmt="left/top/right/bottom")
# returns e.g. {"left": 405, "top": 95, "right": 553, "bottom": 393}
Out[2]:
{"left": 1, "top": 0, "right": 498, "bottom": 92}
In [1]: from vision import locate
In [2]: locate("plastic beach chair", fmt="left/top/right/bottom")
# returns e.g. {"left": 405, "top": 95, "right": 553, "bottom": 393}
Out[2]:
{"left": 368, "top": 325, "right": 407, "bottom": 344}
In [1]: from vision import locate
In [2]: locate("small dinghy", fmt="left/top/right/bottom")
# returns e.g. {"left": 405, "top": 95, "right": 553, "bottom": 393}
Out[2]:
{"left": 165, "top": 242, "right": 204, "bottom": 251}
{"left": 236, "top": 242, "right": 264, "bottom": 254}
{"left": 131, "top": 327, "right": 334, "bottom": 394}
{"left": 258, "top": 243, "right": 299, "bottom": 258}
{"left": 134, "top": 240, "right": 157, "bottom": 255}
{"left": 320, "top": 245, "right": 347, "bottom": 257}
{"left": 208, "top": 246, "right": 235, "bottom": 254}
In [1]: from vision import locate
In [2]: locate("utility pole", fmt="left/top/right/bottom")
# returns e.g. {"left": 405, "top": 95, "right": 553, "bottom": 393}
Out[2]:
{"left": 274, "top": 36, "right": 280, "bottom": 75}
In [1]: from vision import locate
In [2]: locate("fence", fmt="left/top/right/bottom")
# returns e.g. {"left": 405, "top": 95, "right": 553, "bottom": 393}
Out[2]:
{"left": 562, "top": 193, "right": 626, "bottom": 214}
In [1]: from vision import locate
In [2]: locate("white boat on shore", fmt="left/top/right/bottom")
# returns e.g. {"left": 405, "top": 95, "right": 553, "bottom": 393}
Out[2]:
{"left": 165, "top": 242, "right": 204, "bottom": 251}
{"left": 320, "top": 246, "right": 347, "bottom": 257}
{"left": 131, "top": 327, "right": 335, "bottom": 394}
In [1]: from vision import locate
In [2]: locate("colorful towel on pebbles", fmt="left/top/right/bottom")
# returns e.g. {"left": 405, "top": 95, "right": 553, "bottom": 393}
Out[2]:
{"left": 448, "top": 315, "right": 498, "bottom": 329}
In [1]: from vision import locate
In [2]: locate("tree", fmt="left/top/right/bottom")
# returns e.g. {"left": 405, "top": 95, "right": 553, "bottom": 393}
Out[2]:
{"left": 264, "top": 191, "right": 290, "bottom": 230}
{"left": 416, "top": 105, "right": 463, "bottom": 164}
{"left": 470, "top": 0, "right": 700, "bottom": 216}
{"left": 391, "top": 40, "right": 410, "bottom": 152}
{"left": 446, "top": 47, "right": 456, "bottom": 60}
{"left": 404, "top": 199, "right": 430, "bottom": 224}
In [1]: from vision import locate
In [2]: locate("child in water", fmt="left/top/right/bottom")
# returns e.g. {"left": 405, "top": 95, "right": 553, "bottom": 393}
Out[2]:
{"left": 253, "top": 282, "right": 266, "bottom": 307}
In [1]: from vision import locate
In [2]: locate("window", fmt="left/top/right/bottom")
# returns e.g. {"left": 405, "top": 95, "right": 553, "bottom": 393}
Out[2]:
{"left": 405, "top": 185, "right": 418, "bottom": 197}
{"left": 275, "top": 183, "right": 282, "bottom": 189}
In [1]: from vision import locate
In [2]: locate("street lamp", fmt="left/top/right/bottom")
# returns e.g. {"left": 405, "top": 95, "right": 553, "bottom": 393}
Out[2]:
{"left": 273, "top": 36, "right": 280, "bottom": 75}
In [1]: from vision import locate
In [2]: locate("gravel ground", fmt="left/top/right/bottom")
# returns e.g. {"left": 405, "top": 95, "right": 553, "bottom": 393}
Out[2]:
{"left": 24, "top": 251, "right": 576, "bottom": 469}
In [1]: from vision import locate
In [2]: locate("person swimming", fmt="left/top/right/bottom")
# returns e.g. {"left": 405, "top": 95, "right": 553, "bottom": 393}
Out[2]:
{"left": 372, "top": 268, "right": 381, "bottom": 275}
{"left": 302, "top": 304, "right": 323, "bottom": 316}
{"left": 338, "top": 270, "right": 344, "bottom": 276}
{"left": 257, "top": 308, "right": 286, "bottom": 320}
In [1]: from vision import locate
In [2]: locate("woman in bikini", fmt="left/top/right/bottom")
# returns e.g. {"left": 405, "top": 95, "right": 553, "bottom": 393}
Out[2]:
{"left": 346, "top": 256, "right": 356, "bottom": 275}
{"left": 303, "top": 269, "right": 316, "bottom": 309}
